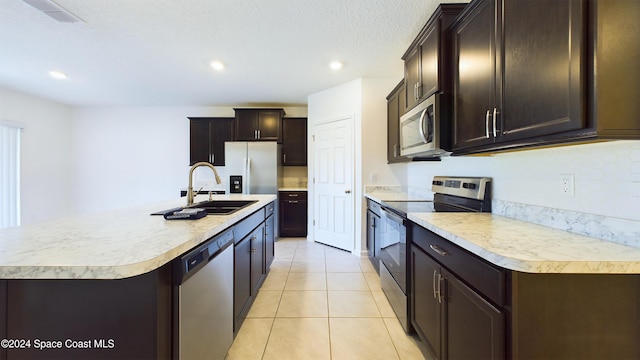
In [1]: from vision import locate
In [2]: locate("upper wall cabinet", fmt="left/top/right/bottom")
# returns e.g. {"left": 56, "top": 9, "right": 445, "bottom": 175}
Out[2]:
{"left": 451, "top": 0, "right": 640, "bottom": 154}
{"left": 234, "top": 108, "right": 285, "bottom": 142}
{"left": 282, "top": 117, "right": 307, "bottom": 166}
{"left": 189, "top": 117, "right": 234, "bottom": 166}
{"left": 402, "top": 4, "right": 466, "bottom": 111}
{"left": 387, "top": 80, "right": 409, "bottom": 163}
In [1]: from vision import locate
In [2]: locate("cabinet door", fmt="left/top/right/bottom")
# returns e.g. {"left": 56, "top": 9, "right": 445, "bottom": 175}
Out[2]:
{"left": 210, "top": 118, "right": 234, "bottom": 166}
{"left": 234, "top": 237, "right": 252, "bottom": 332}
{"left": 452, "top": 0, "right": 497, "bottom": 150}
{"left": 265, "top": 214, "right": 275, "bottom": 269}
{"left": 445, "top": 269, "right": 504, "bottom": 360}
{"left": 250, "top": 224, "right": 265, "bottom": 295}
{"left": 257, "top": 110, "right": 282, "bottom": 141}
{"left": 411, "top": 245, "right": 442, "bottom": 359}
{"left": 190, "top": 119, "right": 211, "bottom": 165}
{"left": 404, "top": 47, "right": 421, "bottom": 110}
{"left": 279, "top": 194, "right": 308, "bottom": 237}
{"left": 500, "top": 0, "right": 585, "bottom": 141}
{"left": 387, "top": 81, "right": 408, "bottom": 163}
{"left": 235, "top": 110, "right": 258, "bottom": 141}
{"left": 282, "top": 118, "right": 307, "bottom": 166}
{"left": 419, "top": 23, "right": 440, "bottom": 99}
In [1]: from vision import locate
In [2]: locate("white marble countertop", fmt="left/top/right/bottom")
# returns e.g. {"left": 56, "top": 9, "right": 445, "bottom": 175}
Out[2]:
{"left": 409, "top": 212, "right": 640, "bottom": 274}
{"left": 0, "top": 194, "right": 276, "bottom": 280}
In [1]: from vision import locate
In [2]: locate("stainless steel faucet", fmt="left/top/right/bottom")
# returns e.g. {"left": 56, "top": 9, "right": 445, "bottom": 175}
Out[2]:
{"left": 187, "top": 162, "right": 222, "bottom": 206}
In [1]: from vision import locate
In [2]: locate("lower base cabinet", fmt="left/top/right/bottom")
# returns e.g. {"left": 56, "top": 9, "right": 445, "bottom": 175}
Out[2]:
{"left": 411, "top": 244, "right": 504, "bottom": 360}
{"left": 233, "top": 202, "right": 275, "bottom": 334}
{"left": 279, "top": 191, "right": 307, "bottom": 237}
{"left": 411, "top": 222, "right": 640, "bottom": 360}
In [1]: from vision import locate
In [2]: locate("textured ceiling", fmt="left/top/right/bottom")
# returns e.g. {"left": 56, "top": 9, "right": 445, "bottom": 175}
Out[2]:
{"left": 0, "top": 0, "right": 467, "bottom": 107}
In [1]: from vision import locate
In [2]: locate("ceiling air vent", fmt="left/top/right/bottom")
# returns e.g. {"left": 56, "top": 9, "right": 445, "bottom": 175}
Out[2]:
{"left": 23, "top": 0, "right": 84, "bottom": 23}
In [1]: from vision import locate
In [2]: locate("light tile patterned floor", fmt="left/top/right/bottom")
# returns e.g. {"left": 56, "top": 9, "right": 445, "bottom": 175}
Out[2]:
{"left": 226, "top": 238, "right": 428, "bottom": 360}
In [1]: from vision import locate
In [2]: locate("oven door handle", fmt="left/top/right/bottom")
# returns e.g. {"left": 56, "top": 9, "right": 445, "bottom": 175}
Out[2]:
{"left": 380, "top": 206, "right": 405, "bottom": 225}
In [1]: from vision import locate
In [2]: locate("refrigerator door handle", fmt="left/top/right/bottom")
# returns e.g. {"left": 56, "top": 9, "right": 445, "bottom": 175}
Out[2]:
{"left": 245, "top": 157, "right": 251, "bottom": 194}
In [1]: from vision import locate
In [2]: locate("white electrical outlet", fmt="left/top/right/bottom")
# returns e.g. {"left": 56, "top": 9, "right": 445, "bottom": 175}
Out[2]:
{"left": 560, "top": 174, "right": 575, "bottom": 197}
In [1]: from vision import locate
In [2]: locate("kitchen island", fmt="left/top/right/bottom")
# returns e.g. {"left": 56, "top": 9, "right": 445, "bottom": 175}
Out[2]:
{"left": 0, "top": 194, "right": 276, "bottom": 360}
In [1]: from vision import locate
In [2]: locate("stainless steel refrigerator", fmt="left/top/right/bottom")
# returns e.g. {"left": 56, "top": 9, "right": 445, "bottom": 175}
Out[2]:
{"left": 224, "top": 142, "right": 281, "bottom": 195}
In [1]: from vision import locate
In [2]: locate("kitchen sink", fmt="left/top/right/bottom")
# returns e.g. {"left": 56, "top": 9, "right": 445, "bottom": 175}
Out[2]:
{"left": 151, "top": 200, "right": 258, "bottom": 216}
{"left": 187, "top": 200, "right": 258, "bottom": 215}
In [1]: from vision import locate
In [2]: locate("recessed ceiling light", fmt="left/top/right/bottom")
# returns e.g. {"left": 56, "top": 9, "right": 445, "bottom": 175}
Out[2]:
{"left": 210, "top": 61, "right": 225, "bottom": 71}
{"left": 329, "top": 61, "right": 343, "bottom": 70}
{"left": 49, "top": 70, "right": 67, "bottom": 79}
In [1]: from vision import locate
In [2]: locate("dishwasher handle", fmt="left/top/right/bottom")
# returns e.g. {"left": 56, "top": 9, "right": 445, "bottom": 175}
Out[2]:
{"left": 174, "top": 228, "right": 234, "bottom": 285}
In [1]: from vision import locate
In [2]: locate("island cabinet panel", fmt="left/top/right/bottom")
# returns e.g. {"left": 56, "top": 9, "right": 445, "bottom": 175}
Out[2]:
{"left": 264, "top": 202, "right": 275, "bottom": 270}
{"left": 233, "top": 206, "right": 270, "bottom": 334}
{"left": 410, "top": 222, "right": 640, "bottom": 359}
{"left": 1, "top": 266, "right": 172, "bottom": 360}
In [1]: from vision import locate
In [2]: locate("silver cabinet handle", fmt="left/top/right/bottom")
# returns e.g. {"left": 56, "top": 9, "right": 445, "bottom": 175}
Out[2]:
{"left": 288, "top": 200, "right": 299, "bottom": 204}
{"left": 493, "top": 107, "right": 498, "bottom": 138}
{"left": 436, "top": 273, "right": 443, "bottom": 303}
{"left": 289, "top": 194, "right": 298, "bottom": 197}
{"left": 433, "top": 270, "right": 438, "bottom": 300}
{"left": 429, "top": 244, "right": 449, "bottom": 257}
{"left": 485, "top": 110, "right": 491, "bottom": 139}
{"left": 283, "top": 154, "right": 286, "bottom": 163}
{"left": 416, "top": 82, "right": 421, "bottom": 100}
{"left": 258, "top": 130, "right": 261, "bottom": 139}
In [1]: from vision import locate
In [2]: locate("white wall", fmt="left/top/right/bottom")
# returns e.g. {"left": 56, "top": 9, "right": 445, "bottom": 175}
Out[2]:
{"left": 0, "top": 88, "right": 73, "bottom": 225}
{"left": 405, "top": 140, "right": 640, "bottom": 221}
{"left": 71, "top": 106, "right": 308, "bottom": 214}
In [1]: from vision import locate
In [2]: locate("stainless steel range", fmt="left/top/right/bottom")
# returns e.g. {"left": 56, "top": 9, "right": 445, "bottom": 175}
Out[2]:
{"left": 379, "top": 176, "right": 491, "bottom": 333}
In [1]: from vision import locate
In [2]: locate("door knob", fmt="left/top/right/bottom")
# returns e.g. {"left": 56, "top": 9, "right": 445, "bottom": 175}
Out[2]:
{"left": 345, "top": 190, "right": 351, "bottom": 194}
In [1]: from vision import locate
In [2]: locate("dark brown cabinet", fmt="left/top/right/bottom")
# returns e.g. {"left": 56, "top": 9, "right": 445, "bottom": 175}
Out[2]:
{"left": 233, "top": 206, "right": 269, "bottom": 333}
{"left": 411, "top": 237, "right": 504, "bottom": 360}
{"left": 264, "top": 202, "right": 275, "bottom": 269}
{"left": 234, "top": 108, "right": 285, "bottom": 142}
{"left": 451, "top": 0, "right": 640, "bottom": 154}
{"left": 366, "top": 199, "right": 381, "bottom": 272}
{"left": 411, "top": 221, "right": 640, "bottom": 359}
{"left": 386, "top": 80, "right": 408, "bottom": 163}
{"left": 279, "top": 191, "right": 307, "bottom": 237}
{"left": 402, "top": 4, "right": 465, "bottom": 111}
{"left": 189, "top": 117, "right": 234, "bottom": 166}
{"left": 282, "top": 117, "right": 307, "bottom": 166}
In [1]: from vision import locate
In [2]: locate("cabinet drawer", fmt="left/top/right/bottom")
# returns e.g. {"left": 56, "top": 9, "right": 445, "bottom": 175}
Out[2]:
{"left": 279, "top": 191, "right": 307, "bottom": 201}
{"left": 234, "top": 208, "right": 265, "bottom": 244}
{"left": 265, "top": 201, "right": 275, "bottom": 218}
{"left": 366, "top": 198, "right": 381, "bottom": 216}
{"left": 411, "top": 223, "right": 506, "bottom": 306}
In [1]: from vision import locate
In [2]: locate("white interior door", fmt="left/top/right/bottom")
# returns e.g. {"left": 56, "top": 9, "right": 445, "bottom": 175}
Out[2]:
{"left": 313, "top": 117, "right": 354, "bottom": 251}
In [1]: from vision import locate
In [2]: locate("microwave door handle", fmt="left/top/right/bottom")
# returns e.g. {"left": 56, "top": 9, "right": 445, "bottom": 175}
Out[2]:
{"left": 418, "top": 108, "right": 429, "bottom": 143}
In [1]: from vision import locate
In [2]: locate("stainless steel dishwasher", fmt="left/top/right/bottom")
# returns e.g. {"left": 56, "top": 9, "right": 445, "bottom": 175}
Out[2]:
{"left": 173, "top": 228, "right": 234, "bottom": 360}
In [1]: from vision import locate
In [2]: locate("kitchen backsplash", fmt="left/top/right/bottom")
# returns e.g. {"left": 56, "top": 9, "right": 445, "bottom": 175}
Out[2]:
{"left": 374, "top": 140, "right": 640, "bottom": 247}
{"left": 281, "top": 166, "right": 308, "bottom": 189}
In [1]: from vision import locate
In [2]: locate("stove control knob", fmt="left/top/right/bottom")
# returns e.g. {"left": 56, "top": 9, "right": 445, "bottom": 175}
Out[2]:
{"left": 463, "top": 182, "right": 477, "bottom": 189}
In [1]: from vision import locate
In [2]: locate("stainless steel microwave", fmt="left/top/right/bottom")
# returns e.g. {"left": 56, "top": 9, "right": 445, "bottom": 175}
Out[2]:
{"left": 399, "top": 94, "right": 449, "bottom": 158}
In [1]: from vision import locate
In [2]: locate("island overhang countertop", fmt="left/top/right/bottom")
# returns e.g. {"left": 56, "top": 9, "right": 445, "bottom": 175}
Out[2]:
{"left": 409, "top": 212, "right": 640, "bottom": 274}
{"left": 0, "top": 194, "right": 276, "bottom": 280}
